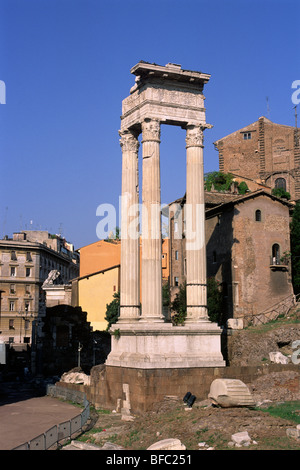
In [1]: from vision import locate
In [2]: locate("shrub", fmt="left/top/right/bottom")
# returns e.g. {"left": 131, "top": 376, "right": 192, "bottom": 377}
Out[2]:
{"left": 104, "top": 291, "right": 120, "bottom": 330}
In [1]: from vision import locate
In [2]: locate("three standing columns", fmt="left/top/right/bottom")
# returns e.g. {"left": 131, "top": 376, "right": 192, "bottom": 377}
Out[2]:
{"left": 119, "top": 120, "right": 208, "bottom": 324}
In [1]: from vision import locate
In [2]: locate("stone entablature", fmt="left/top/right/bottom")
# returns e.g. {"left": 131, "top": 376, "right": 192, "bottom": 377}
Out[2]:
{"left": 121, "top": 62, "right": 210, "bottom": 132}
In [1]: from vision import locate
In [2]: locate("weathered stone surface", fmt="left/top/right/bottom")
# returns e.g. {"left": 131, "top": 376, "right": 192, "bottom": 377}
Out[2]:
{"left": 231, "top": 431, "right": 252, "bottom": 446}
{"left": 60, "top": 371, "right": 90, "bottom": 385}
{"left": 100, "top": 442, "right": 125, "bottom": 450}
{"left": 106, "top": 61, "right": 224, "bottom": 371}
{"left": 147, "top": 438, "right": 186, "bottom": 451}
{"left": 208, "top": 378, "right": 255, "bottom": 407}
{"left": 227, "top": 318, "right": 243, "bottom": 330}
{"left": 107, "top": 321, "right": 225, "bottom": 369}
{"left": 286, "top": 427, "right": 300, "bottom": 440}
{"left": 62, "top": 440, "right": 101, "bottom": 450}
{"left": 269, "top": 351, "right": 289, "bottom": 364}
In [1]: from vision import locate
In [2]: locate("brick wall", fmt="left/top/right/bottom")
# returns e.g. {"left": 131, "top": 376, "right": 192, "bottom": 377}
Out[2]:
{"left": 215, "top": 117, "right": 300, "bottom": 201}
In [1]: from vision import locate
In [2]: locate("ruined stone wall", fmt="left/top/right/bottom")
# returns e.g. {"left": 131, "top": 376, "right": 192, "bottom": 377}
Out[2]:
{"left": 57, "top": 363, "right": 299, "bottom": 414}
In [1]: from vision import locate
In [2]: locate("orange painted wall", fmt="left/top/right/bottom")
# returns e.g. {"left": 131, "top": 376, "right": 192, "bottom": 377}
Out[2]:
{"left": 79, "top": 238, "right": 169, "bottom": 282}
{"left": 79, "top": 240, "right": 121, "bottom": 277}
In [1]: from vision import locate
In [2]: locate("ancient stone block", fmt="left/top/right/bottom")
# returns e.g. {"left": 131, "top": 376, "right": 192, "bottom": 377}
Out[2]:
{"left": 147, "top": 438, "right": 186, "bottom": 451}
{"left": 208, "top": 378, "right": 255, "bottom": 407}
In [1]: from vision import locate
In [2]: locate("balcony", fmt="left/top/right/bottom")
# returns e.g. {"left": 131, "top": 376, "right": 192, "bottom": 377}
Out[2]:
{"left": 270, "top": 256, "right": 289, "bottom": 271}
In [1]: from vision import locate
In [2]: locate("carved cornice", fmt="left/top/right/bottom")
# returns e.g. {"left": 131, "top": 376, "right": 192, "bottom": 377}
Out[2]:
{"left": 141, "top": 118, "right": 161, "bottom": 143}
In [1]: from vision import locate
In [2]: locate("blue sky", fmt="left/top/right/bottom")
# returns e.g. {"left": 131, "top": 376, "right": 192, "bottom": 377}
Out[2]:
{"left": 0, "top": 0, "right": 299, "bottom": 249}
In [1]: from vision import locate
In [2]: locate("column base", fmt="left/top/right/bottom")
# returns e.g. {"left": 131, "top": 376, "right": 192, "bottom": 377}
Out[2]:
{"left": 105, "top": 321, "right": 225, "bottom": 369}
{"left": 138, "top": 316, "right": 165, "bottom": 323}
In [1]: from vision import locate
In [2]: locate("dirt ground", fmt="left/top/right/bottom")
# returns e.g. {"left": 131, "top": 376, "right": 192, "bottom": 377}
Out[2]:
{"left": 81, "top": 370, "right": 300, "bottom": 451}
{"left": 70, "top": 313, "right": 300, "bottom": 451}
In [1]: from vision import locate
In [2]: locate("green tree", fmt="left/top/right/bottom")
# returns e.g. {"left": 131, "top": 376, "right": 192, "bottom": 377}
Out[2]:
{"left": 237, "top": 181, "right": 249, "bottom": 195}
{"left": 204, "top": 171, "right": 235, "bottom": 192}
{"left": 104, "top": 291, "right": 120, "bottom": 330}
{"left": 162, "top": 282, "right": 171, "bottom": 307}
{"left": 170, "top": 282, "right": 186, "bottom": 325}
{"left": 204, "top": 171, "right": 248, "bottom": 195}
{"left": 206, "top": 277, "right": 223, "bottom": 324}
{"left": 272, "top": 188, "right": 291, "bottom": 200}
{"left": 170, "top": 277, "right": 224, "bottom": 325}
{"left": 106, "top": 226, "right": 120, "bottom": 242}
{"left": 291, "top": 201, "right": 300, "bottom": 295}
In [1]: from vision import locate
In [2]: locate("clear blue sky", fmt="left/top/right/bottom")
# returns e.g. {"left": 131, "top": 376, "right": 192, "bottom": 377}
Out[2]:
{"left": 1, "top": 0, "right": 299, "bottom": 249}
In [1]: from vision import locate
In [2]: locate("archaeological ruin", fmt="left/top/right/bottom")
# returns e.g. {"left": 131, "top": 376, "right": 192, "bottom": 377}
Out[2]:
{"left": 105, "top": 61, "right": 225, "bottom": 369}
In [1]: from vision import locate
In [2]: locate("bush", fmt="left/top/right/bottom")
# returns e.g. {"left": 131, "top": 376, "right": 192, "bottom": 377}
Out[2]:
{"left": 291, "top": 201, "right": 300, "bottom": 295}
{"left": 237, "top": 181, "right": 249, "bottom": 194}
{"left": 207, "top": 277, "right": 223, "bottom": 324}
{"left": 204, "top": 171, "right": 235, "bottom": 192}
{"left": 272, "top": 188, "right": 291, "bottom": 200}
{"left": 104, "top": 291, "right": 120, "bottom": 330}
{"left": 170, "top": 278, "right": 224, "bottom": 325}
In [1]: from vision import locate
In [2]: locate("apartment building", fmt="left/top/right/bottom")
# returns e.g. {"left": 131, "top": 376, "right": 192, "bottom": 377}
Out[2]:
{"left": 0, "top": 230, "right": 79, "bottom": 349}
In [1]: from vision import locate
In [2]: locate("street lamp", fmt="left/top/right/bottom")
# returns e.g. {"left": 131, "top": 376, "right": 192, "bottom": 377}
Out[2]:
{"left": 78, "top": 342, "right": 83, "bottom": 368}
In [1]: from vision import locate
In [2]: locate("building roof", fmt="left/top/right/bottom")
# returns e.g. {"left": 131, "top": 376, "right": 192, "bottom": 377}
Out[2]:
{"left": 75, "top": 264, "right": 120, "bottom": 282}
{"left": 205, "top": 189, "right": 294, "bottom": 217}
{"left": 165, "top": 191, "right": 243, "bottom": 210}
{"left": 214, "top": 116, "right": 299, "bottom": 145}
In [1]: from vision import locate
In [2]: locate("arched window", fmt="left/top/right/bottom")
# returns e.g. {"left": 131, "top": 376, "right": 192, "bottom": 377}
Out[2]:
{"left": 275, "top": 178, "right": 286, "bottom": 191}
{"left": 255, "top": 209, "right": 261, "bottom": 222}
{"left": 272, "top": 243, "right": 280, "bottom": 265}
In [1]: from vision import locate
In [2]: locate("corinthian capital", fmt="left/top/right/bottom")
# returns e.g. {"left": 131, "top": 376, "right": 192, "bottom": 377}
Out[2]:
{"left": 119, "top": 129, "right": 140, "bottom": 153}
{"left": 141, "top": 118, "right": 161, "bottom": 142}
{"left": 185, "top": 124, "right": 205, "bottom": 148}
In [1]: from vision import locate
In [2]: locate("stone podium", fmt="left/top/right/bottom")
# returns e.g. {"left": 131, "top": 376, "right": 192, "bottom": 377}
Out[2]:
{"left": 105, "top": 62, "right": 225, "bottom": 369}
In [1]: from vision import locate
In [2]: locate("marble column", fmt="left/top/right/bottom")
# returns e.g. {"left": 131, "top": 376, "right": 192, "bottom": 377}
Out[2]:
{"left": 119, "top": 129, "right": 140, "bottom": 322}
{"left": 185, "top": 124, "right": 209, "bottom": 322}
{"left": 140, "top": 118, "right": 164, "bottom": 322}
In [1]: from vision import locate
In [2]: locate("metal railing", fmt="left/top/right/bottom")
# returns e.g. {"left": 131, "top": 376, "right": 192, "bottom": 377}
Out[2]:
{"left": 242, "top": 292, "right": 300, "bottom": 327}
{"left": 12, "top": 385, "right": 90, "bottom": 450}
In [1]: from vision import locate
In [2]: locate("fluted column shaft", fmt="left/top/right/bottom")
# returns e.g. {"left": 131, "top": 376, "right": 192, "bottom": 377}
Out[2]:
{"left": 140, "top": 118, "right": 163, "bottom": 321}
{"left": 119, "top": 129, "right": 140, "bottom": 322}
{"left": 185, "top": 124, "right": 208, "bottom": 322}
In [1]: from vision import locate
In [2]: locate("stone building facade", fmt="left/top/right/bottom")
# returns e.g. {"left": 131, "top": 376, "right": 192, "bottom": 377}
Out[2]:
{"left": 214, "top": 116, "right": 300, "bottom": 201}
{"left": 168, "top": 190, "right": 294, "bottom": 325}
{"left": 0, "top": 231, "right": 79, "bottom": 349}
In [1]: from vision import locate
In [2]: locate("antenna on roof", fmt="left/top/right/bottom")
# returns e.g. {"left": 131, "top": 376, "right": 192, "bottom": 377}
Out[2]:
{"left": 58, "top": 223, "right": 63, "bottom": 237}
{"left": 266, "top": 96, "right": 270, "bottom": 118}
{"left": 294, "top": 105, "right": 298, "bottom": 128}
{"left": 3, "top": 206, "right": 8, "bottom": 238}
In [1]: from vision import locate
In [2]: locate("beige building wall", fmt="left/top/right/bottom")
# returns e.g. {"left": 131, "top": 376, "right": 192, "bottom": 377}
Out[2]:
{"left": 78, "top": 266, "right": 120, "bottom": 331}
